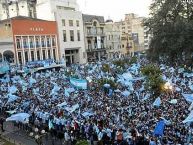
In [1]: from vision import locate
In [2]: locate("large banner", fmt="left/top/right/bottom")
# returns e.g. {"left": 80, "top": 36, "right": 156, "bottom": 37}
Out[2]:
{"left": 70, "top": 78, "right": 87, "bottom": 89}
{"left": 97, "top": 36, "right": 101, "bottom": 49}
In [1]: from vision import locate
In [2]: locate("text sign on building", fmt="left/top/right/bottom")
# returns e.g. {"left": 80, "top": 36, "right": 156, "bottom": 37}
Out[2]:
{"left": 30, "top": 27, "right": 44, "bottom": 32}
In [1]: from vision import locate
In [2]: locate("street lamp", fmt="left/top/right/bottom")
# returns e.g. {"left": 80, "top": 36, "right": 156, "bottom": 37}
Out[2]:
{"left": 29, "top": 128, "right": 46, "bottom": 145}
{"left": 164, "top": 82, "right": 173, "bottom": 91}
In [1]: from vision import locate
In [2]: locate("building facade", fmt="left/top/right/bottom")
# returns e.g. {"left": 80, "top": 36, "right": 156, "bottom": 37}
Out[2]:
{"left": 83, "top": 14, "right": 106, "bottom": 62}
{"left": 36, "top": 0, "right": 87, "bottom": 66}
{"left": 0, "top": 0, "right": 37, "bottom": 20}
{"left": 105, "top": 20, "right": 122, "bottom": 59}
{"left": 0, "top": 16, "right": 60, "bottom": 65}
{"left": 117, "top": 13, "right": 147, "bottom": 56}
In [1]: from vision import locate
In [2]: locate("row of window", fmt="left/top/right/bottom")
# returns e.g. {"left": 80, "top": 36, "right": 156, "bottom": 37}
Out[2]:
{"left": 108, "top": 35, "right": 121, "bottom": 41}
{"left": 17, "top": 49, "right": 56, "bottom": 64}
{"left": 62, "top": 19, "right": 80, "bottom": 27}
{"left": 63, "top": 30, "right": 80, "bottom": 42}
{"left": 16, "top": 36, "right": 56, "bottom": 49}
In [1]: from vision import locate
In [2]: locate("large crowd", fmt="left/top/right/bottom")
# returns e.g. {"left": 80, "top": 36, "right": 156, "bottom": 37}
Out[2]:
{"left": 0, "top": 57, "right": 193, "bottom": 145}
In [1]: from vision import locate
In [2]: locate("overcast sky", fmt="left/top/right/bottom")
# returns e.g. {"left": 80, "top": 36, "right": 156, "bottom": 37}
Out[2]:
{"left": 77, "top": 0, "right": 152, "bottom": 21}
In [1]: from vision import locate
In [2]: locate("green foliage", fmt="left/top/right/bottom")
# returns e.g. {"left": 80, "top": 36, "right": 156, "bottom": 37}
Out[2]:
{"left": 141, "top": 65, "right": 162, "bottom": 76}
{"left": 98, "top": 78, "right": 117, "bottom": 89}
{"left": 102, "top": 64, "right": 110, "bottom": 73}
{"left": 144, "top": 0, "right": 193, "bottom": 66}
{"left": 75, "top": 140, "right": 88, "bottom": 145}
{"left": 141, "top": 65, "right": 165, "bottom": 96}
{"left": 113, "top": 60, "right": 125, "bottom": 68}
{"left": 112, "top": 57, "right": 138, "bottom": 68}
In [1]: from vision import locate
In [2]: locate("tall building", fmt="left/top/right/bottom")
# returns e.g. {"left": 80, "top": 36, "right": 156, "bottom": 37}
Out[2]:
{"left": 0, "top": 0, "right": 37, "bottom": 20}
{"left": 36, "top": 0, "right": 87, "bottom": 65}
{"left": 82, "top": 14, "right": 106, "bottom": 62}
{"left": 117, "top": 13, "right": 147, "bottom": 55}
{"left": 0, "top": 16, "right": 60, "bottom": 65}
{"left": 105, "top": 19, "right": 122, "bottom": 59}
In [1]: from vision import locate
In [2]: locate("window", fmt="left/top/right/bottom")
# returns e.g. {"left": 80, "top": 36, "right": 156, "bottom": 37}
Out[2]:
{"left": 16, "top": 39, "right": 21, "bottom": 49}
{"left": 36, "top": 38, "right": 39, "bottom": 48}
{"left": 70, "top": 30, "right": 74, "bottom": 41}
{"left": 77, "top": 30, "right": 80, "bottom": 41}
{"left": 25, "top": 51, "right": 28, "bottom": 62}
{"left": 42, "top": 50, "right": 46, "bottom": 60}
{"left": 41, "top": 38, "right": 45, "bottom": 47}
{"left": 48, "top": 49, "right": 51, "bottom": 59}
{"left": 122, "top": 44, "right": 124, "bottom": 48}
{"left": 62, "top": 19, "right": 65, "bottom": 26}
{"left": 69, "top": 20, "right": 73, "bottom": 26}
{"left": 23, "top": 38, "right": 27, "bottom": 48}
{"left": 18, "top": 52, "right": 22, "bottom": 64}
{"left": 30, "top": 38, "right": 33, "bottom": 48}
{"left": 63, "top": 30, "right": 67, "bottom": 42}
{"left": 52, "top": 37, "right": 56, "bottom": 46}
{"left": 31, "top": 51, "right": 34, "bottom": 61}
{"left": 76, "top": 20, "right": 79, "bottom": 27}
{"left": 47, "top": 37, "right": 50, "bottom": 47}
{"left": 37, "top": 50, "right": 40, "bottom": 60}
{"left": 53, "top": 49, "right": 56, "bottom": 60}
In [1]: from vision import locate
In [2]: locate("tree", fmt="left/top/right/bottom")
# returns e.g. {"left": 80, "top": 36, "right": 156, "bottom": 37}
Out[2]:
{"left": 141, "top": 65, "right": 165, "bottom": 97}
{"left": 144, "top": 0, "right": 193, "bottom": 67}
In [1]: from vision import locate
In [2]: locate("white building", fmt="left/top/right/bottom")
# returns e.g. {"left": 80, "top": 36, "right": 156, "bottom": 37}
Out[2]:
{"left": 36, "top": 0, "right": 87, "bottom": 66}
{"left": 0, "top": 0, "right": 37, "bottom": 20}
{"left": 105, "top": 19, "right": 122, "bottom": 59}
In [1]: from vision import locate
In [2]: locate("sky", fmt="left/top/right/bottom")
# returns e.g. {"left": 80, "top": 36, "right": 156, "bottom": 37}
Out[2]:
{"left": 77, "top": 0, "right": 152, "bottom": 21}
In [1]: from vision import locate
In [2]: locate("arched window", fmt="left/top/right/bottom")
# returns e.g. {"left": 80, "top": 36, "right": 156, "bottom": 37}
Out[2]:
{"left": 16, "top": 39, "right": 21, "bottom": 49}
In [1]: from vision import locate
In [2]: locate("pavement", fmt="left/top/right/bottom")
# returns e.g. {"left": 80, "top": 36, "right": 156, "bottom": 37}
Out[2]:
{"left": 1, "top": 122, "right": 66, "bottom": 145}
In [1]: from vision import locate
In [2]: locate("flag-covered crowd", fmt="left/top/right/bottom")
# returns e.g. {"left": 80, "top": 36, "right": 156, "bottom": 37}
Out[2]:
{"left": 0, "top": 57, "right": 193, "bottom": 145}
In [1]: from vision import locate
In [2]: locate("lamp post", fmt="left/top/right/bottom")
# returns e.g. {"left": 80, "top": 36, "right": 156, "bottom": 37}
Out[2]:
{"left": 164, "top": 82, "right": 173, "bottom": 94}
{"left": 29, "top": 128, "right": 46, "bottom": 145}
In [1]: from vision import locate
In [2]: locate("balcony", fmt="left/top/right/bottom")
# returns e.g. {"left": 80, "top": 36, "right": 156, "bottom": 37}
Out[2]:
{"left": 86, "top": 44, "right": 106, "bottom": 52}
{"left": 86, "top": 28, "right": 105, "bottom": 37}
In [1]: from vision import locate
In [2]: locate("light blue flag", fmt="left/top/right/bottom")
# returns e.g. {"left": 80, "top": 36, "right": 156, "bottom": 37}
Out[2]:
{"left": 122, "top": 90, "right": 130, "bottom": 97}
{"left": 65, "top": 89, "right": 70, "bottom": 97}
{"left": 29, "top": 77, "right": 36, "bottom": 86}
{"left": 70, "top": 78, "right": 87, "bottom": 89}
{"left": 57, "top": 102, "right": 67, "bottom": 107}
{"left": 175, "top": 87, "right": 181, "bottom": 92}
{"left": 8, "top": 85, "right": 18, "bottom": 94}
{"left": 182, "top": 94, "right": 193, "bottom": 103}
{"left": 6, "top": 113, "right": 30, "bottom": 123}
{"left": 183, "top": 110, "right": 193, "bottom": 123}
{"left": 189, "top": 85, "right": 193, "bottom": 91}
{"left": 7, "top": 94, "right": 19, "bottom": 104}
{"left": 153, "top": 97, "right": 161, "bottom": 107}
{"left": 51, "top": 83, "right": 60, "bottom": 95}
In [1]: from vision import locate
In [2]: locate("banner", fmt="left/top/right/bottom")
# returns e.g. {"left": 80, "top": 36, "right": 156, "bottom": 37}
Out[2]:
{"left": 70, "top": 78, "right": 87, "bottom": 89}
{"left": 153, "top": 120, "right": 165, "bottom": 136}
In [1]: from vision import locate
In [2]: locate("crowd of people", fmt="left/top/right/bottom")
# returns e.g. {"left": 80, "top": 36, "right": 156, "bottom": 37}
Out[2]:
{"left": 0, "top": 57, "right": 193, "bottom": 145}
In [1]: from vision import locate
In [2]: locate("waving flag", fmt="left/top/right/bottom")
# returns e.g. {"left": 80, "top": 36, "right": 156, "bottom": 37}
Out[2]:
{"left": 183, "top": 110, "right": 193, "bottom": 123}
{"left": 70, "top": 78, "right": 87, "bottom": 89}
{"left": 153, "top": 97, "right": 161, "bottom": 107}
{"left": 6, "top": 113, "right": 30, "bottom": 123}
{"left": 7, "top": 94, "right": 20, "bottom": 104}
{"left": 153, "top": 120, "right": 165, "bottom": 136}
{"left": 182, "top": 94, "right": 193, "bottom": 103}
{"left": 8, "top": 85, "right": 18, "bottom": 94}
{"left": 29, "top": 77, "right": 36, "bottom": 86}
